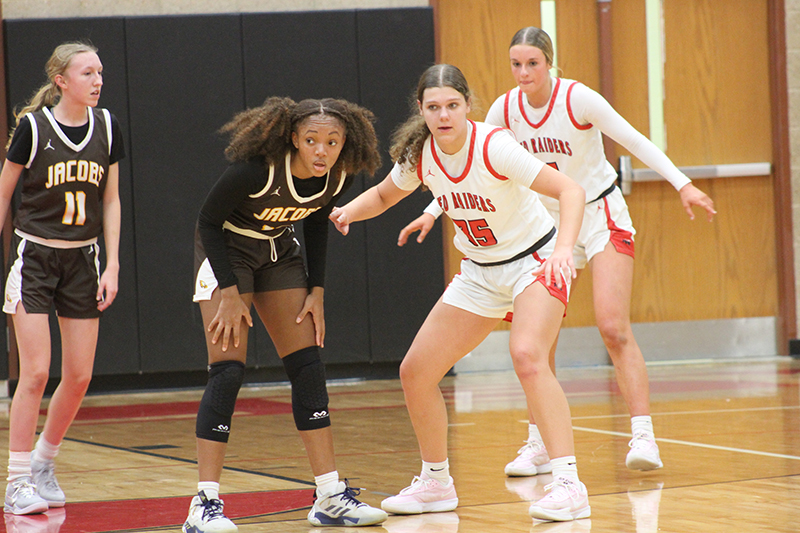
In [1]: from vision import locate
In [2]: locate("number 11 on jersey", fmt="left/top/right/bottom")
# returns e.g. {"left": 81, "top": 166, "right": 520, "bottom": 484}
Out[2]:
{"left": 62, "top": 191, "right": 87, "bottom": 225}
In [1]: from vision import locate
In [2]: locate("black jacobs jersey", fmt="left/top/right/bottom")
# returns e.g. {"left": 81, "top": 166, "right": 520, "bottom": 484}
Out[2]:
{"left": 224, "top": 152, "right": 346, "bottom": 239}
{"left": 15, "top": 107, "right": 112, "bottom": 241}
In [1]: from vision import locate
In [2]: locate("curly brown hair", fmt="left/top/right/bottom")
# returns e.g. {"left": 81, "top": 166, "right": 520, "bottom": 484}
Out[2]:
{"left": 389, "top": 64, "right": 473, "bottom": 170}
{"left": 219, "top": 97, "right": 381, "bottom": 176}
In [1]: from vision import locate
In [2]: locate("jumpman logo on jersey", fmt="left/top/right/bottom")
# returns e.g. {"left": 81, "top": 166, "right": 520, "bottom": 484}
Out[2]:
{"left": 45, "top": 139, "right": 55, "bottom": 150}
{"left": 271, "top": 186, "right": 281, "bottom": 196}
{"left": 425, "top": 168, "right": 435, "bottom": 179}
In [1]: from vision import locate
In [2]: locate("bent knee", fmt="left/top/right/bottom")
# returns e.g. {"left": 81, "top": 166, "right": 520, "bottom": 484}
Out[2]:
{"left": 597, "top": 320, "right": 634, "bottom": 351}
{"left": 509, "top": 348, "right": 550, "bottom": 381}
{"left": 60, "top": 372, "right": 93, "bottom": 394}
{"left": 399, "top": 356, "right": 440, "bottom": 390}
{"left": 18, "top": 369, "right": 50, "bottom": 393}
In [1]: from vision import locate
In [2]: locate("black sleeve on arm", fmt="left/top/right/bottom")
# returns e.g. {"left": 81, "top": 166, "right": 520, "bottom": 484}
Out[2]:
{"left": 303, "top": 175, "right": 355, "bottom": 288}
{"left": 109, "top": 114, "right": 126, "bottom": 164}
{"left": 5, "top": 118, "right": 32, "bottom": 165}
{"left": 197, "top": 159, "right": 264, "bottom": 289}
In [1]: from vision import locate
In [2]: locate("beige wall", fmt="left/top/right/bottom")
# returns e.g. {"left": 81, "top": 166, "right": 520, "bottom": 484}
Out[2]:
{"left": 790, "top": 0, "right": 800, "bottom": 335}
{"left": 1, "top": 0, "right": 426, "bottom": 18}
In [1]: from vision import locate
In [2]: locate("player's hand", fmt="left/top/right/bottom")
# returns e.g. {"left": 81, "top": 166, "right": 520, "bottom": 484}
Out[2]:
{"left": 679, "top": 183, "right": 716, "bottom": 221}
{"left": 532, "top": 246, "right": 576, "bottom": 290}
{"left": 209, "top": 286, "right": 253, "bottom": 352}
{"left": 296, "top": 287, "right": 325, "bottom": 347}
{"left": 96, "top": 264, "right": 119, "bottom": 311}
{"left": 398, "top": 213, "right": 435, "bottom": 246}
{"left": 329, "top": 207, "right": 351, "bottom": 235}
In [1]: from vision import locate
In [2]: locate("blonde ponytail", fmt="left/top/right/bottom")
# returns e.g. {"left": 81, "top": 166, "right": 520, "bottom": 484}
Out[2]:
{"left": 7, "top": 41, "right": 98, "bottom": 147}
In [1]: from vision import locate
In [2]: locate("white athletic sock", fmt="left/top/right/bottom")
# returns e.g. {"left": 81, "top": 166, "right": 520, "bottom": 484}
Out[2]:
{"left": 7, "top": 451, "right": 32, "bottom": 482}
{"left": 198, "top": 481, "right": 220, "bottom": 501}
{"left": 528, "top": 423, "right": 544, "bottom": 444}
{"left": 315, "top": 470, "right": 340, "bottom": 497}
{"left": 34, "top": 435, "right": 60, "bottom": 463}
{"left": 631, "top": 415, "right": 655, "bottom": 437}
{"left": 550, "top": 455, "right": 579, "bottom": 483}
{"left": 422, "top": 459, "right": 450, "bottom": 485}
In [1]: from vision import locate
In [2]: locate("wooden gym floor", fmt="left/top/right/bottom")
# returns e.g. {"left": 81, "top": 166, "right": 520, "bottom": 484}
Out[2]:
{"left": 0, "top": 356, "right": 798, "bottom": 532}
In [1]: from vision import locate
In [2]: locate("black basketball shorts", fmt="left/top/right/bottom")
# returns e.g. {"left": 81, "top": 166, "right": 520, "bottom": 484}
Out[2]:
{"left": 193, "top": 228, "right": 308, "bottom": 301}
{"left": 4, "top": 231, "right": 102, "bottom": 318}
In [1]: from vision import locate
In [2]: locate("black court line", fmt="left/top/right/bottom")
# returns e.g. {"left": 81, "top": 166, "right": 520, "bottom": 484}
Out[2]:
{"left": 62, "top": 435, "right": 315, "bottom": 486}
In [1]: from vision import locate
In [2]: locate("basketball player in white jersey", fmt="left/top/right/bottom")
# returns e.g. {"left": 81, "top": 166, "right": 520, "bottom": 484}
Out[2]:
{"left": 401, "top": 27, "right": 716, "bottom": 475}
{"left": 331, "top": 64, "right": 590, "bottom": 522}
{"left": 0, "top": 42, "right": 124, "bottom": 515}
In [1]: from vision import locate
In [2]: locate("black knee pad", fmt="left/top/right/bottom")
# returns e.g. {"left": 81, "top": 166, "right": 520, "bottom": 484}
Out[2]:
{"left": 196, "top": 360, "right": 245, "bottom": 442}
{"left": 282, "top": 346, "right": 330, "bottom": 431}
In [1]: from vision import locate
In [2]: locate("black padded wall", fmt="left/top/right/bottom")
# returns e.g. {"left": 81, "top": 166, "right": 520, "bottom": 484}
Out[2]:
{"left": 3, "top": 8, "right": 438, "bottom": 383}
{"left": 4, "top": 18, "right": 139, "bottom": 375}
{"left": 124, "top": 15, "right": 245, "bottom": 372}
{"left": 242, "top": 11, "right": 360, "bottom": 104}
{"left": 356, "top": 9, "right": 443, "bottom": 362}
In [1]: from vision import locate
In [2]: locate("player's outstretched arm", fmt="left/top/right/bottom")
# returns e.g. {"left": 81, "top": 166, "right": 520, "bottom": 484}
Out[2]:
{"left": 330, "top": 174, "right": 412, "bottom": 235}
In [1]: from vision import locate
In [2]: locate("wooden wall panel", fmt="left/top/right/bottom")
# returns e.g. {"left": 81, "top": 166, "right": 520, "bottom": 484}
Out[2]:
{"left": 435, "top": 0, "right": 776, "bottom": 330}
{"left": 435, "top": 0, "right": 540, "bottom": 116}
{"left": 555, "top": 0, "right": 600, "bottom": 91}
{"left": 628, "top": 177, "right": 776, "bottom": 322}
{"left": 663, "top": 0, "right": 771, "bottom": 165}
{"left": 610, "top": 0, "right": 650, "bottom": 145}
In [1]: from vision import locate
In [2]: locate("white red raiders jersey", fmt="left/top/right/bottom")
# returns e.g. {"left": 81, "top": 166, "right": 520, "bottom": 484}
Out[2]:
{"left": 488, "top": 80, "right": 618, "bottom": 210}
{"left": 392, "top": 120, "right": 555, "bottom": 264}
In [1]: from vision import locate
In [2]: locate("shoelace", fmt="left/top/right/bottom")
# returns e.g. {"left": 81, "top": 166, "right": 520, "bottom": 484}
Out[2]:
{"left": 543, "top": 477, "right": 580, "bottom": 500}
{"left": 398, "top": 476, "right": 432, "bottom": 495}
{"left": 11, "top": 479, "right": 37, "bottom": 499}
{"left": 628, "top": 433, "right": 653, "bottom": 448}
{"left": 336, "top": 482, "right": 365, "bottom": 508}
{"left": 199, "top": 494, "right": 226, "bottom": 520}
{"left": 517, "top": 439, "right": 545, "bottom": 456}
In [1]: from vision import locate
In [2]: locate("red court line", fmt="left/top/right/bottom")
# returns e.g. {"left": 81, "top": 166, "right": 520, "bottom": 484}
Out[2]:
{"left": 1, "top": 489, "right": 313, "bottom": 533}
{"left": 53, "top": 397, "right": 295, "bottom": 421}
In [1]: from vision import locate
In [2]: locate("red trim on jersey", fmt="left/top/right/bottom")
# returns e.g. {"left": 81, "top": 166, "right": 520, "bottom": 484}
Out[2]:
{"left": 430, "top": 120, "right": 477, "bottom": 184}
{"left": 416, "top": 157, "right": 424, "bottom": 182}
{"left": 503, "top": 251, "right": 568, "bottom": 323}
{"left": 503, "top": 90, "right": 512, "bottom": 128}
{"left": 518, "top": 78, "right": 561, "bottom": 128}
{"left": 483, "top": 127, "right": 509, "bottom": 181}
{"left": 603, "top": 197, "right": 635, "bottom": 258}
{"left": 566, "top": 82, "right": 593, "bottom": 131}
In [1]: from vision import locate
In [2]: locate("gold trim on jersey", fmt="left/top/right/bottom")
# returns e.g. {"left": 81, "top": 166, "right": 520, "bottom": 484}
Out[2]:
{"left": 221, "top": 222, "right": 289, "bottom": 241}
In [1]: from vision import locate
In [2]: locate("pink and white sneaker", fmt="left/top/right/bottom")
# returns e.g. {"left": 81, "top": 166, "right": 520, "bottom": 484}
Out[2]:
{"left": 528, "top": 477, "right": 591, "bottom": 522}
{"left": 381, "top": 476, "right": 458, "bottom": 515}
{"left": 626, "top": 433, "right": 663, "bottom": 471}
{"left": 505, "top": 440, "right": 553, "bottom": 477}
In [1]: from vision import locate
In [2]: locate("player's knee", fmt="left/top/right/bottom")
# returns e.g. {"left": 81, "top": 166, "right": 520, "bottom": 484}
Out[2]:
{"left": 282, "top": 346, "right": 330, "bottom": 431}
{"left": 596, "top": 319, "right": 632, "bottom": 351}
{"left": 61, "top": 367, "right": 93, "bottom": 393}
{"left": 196, "top": 360, "right": 245, "bottom": 443}
{"left": 509, "top": 345, "right": 549, "bottom": 380}
{"left": 398, "top": 354, "right": 433, "bottom": 390}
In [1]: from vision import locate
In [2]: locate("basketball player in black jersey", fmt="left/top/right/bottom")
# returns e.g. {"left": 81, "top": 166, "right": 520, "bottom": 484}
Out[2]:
{"left": 0, "top": 42, "right": 124, "bottom": 516}
{"left": 184, "top": 97, "right": 386, "bottom": 532}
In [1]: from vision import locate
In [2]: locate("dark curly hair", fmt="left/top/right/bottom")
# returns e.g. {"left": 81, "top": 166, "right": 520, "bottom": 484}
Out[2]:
{"left": 389, "top": 64, "right": 473, "bottom": 169}
{"left": 219, "top": 97, "right": 381, "bottom": 177}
